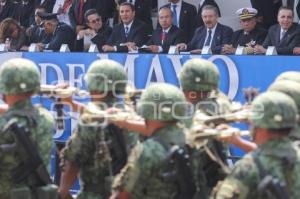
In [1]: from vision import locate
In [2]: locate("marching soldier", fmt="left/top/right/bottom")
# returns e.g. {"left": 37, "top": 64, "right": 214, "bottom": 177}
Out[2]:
{"left": 179, "top": 58, "right": 230, "bottom": 196}
{"left": 110, "top": 83, "right": 192, "bottom": 199}
{"left": 0, "top": 58, "right": 57, "bottom": 199}
{"left": 59, "top": 59, "right": 138, "bottom": 199}
{"left": 212, "top": 91, "right": 300, "bottom": 199}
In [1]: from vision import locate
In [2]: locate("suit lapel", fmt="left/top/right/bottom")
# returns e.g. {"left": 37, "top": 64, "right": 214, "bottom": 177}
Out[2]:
{"left": 280, "top": 24, "right": 294, "bottom": 45}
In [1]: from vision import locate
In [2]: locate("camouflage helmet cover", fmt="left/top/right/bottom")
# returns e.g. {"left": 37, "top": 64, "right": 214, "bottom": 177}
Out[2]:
{"left": 251, "top": 91, "right": 298, "bottom": 129}
{"left": 137, "top": 83, "right": 187, "bottom": 121}
{"left": 0, "top": 58, "right": 41, "bottom": 95}
{"left": 85, "top": 59, "right": 127, "bottom": 94}
{"left": 268, "top": 80, "right": 300, "bottom": 112}
{"left": 179, "top": 58, "right": 220, "bottom": 92}
{"left": 275, "top": 71, "right": 300, "bottom": 84}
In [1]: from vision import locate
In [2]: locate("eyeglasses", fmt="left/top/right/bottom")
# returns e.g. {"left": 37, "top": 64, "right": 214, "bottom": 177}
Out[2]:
{"left": 89, "top": 18, "right": 101, "bottom": 24}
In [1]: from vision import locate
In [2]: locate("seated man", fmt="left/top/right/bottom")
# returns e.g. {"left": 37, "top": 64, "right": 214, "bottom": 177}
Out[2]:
{"left": 176, "top": 5, "right": 233, "bottom": 54}
{"left": 37, "top": 12, "right": 76, "bottom": 51}
{"left": 222, "top": 7, "right": 267, "bottom": 54}
{"left": 144, "top": 7, "right": 184, "bottom": 53}
{"left": 254, "top": 6, "right": 300, "bottom": 55}
{"left": 102, "top": 2, "right": 149, "bottom": 53}
{"left": 75, "top": 9, "right": 112, "bottom": 52}
{"left": 26, "top": 6, "right": 51, "bottom": 45}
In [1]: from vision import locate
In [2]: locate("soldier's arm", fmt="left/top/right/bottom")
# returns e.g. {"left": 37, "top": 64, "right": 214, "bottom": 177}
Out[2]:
{"left": 58, "top": 160, "right": 78, "bottom": 199}
{"left": 111, "top": 120, "right": 156, "bottom": 136}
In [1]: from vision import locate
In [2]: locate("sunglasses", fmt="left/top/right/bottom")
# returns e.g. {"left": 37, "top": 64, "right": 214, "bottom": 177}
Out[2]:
{"left": 89, "top": 18, "right": 101, "bottom": 24}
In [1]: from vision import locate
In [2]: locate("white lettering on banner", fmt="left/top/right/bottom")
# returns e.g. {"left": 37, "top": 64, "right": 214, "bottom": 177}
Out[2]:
{"left": 123, "top": 54, "right": 139, "bottom": 84}
{"left": 145, "top": 55, "right": 165, "bottom": 86}
{"left": 166, "top": 54, "right": 184, "bottom": 77}
{"left": 39, "top": 63, "right": 65, "bottom": 85}
{"left": 67, "top": 64, "right": 85, "bottom": 88}
{"left": 208, "top": 55, "right": 239, "bottom": 100}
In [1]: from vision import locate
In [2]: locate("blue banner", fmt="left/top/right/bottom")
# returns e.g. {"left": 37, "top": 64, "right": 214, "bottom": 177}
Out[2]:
{"left": 20, "top": 52, "right": 300, "bottom": 142}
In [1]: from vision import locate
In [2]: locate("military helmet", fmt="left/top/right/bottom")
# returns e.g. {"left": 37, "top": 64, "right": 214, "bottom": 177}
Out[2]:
{"left": 268, "top": 80, "right": 300, "bottom": 113}
{"left": 251, "top": 91, "right": 298, "bottom": 129}
{"left": 275, "top": 71, "right": 300, "bottom": 84}
{"left": 137, "top": 83, "right": 187, "bottom": 121}
{"left": 85, "top": 59, "right": 127, "bottom": 94}
{"left": 179, "top": 58, "right": 220, "bottom": 92}
{"left": 0, "top": 58, "right": 40, "bottom": 95}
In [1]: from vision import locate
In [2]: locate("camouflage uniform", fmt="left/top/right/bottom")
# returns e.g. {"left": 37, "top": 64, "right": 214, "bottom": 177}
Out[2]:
{"left": 0, "top": 58, "right": 55, "bottom": 199}
{"left": 179, "top": 58, "right": 230, "bottom": 198}
{"left": 61, "top": 59, "right": 138, "bottom": 199}
{"left": 213, "top": 91, "right": 300, "bottom": 199}
{"left": 112, "top": 83, "right": 187, "bottom": 199}
{"left": 268, "top": 80, "right": 300, "bottom": 140}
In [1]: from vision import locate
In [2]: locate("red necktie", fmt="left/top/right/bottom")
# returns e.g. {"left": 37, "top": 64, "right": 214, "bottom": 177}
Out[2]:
{"left": 77, "top": 0, "right": 84, "bottom": 25}
{"left": 161, "top": 31, "right": 166, "bottom": 44}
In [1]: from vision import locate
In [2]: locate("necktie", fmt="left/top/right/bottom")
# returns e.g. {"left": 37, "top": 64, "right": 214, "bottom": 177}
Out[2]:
{"left": 125, "top": 26, "right": 129, "bottom": 37}
{"left": 205, "top": 29, "right": 212, "bottom": 46}
{"left": 161, "top": 30, "right": 166, "bottom": 44}
{"left": 172, "top": 4, "right": 178, "bottom": 27}
{"left": 280, "top": 30, "right": 286, "bottom": 41}
{"left": 77, "top": 0, "right": 84, "bottom": 25}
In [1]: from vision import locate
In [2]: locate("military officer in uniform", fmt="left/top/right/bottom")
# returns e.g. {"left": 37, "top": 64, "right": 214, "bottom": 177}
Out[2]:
{"left": 59, "top": 59, "right": 138, "bottom": 199}
{"left": 36, "top": 12, "right": 76, "bottom": 51}
{"left": 0, "top": 58, "right": 56, "bottom": 199}
{"left": 212, "top": 91, "right": 300, "bottom": 199}
{"left": 222, "top": 7, "right": 267, "bottom": 55}
{"left": 109, "top": 83, "right": 189, "bottom": 199}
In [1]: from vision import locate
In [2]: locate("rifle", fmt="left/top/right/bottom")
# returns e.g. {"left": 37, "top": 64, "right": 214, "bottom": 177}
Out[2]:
{"left": 185, "top": 125, "right": 250, "bottom": 149}
{"left": 193, "top": 107, "right": 251, "bottom": 126}
{"left": 3, "top": 118, "right": 52, "bottom": 185}
{"left": 39, "top": 84, "right": 89, "bottom": 98}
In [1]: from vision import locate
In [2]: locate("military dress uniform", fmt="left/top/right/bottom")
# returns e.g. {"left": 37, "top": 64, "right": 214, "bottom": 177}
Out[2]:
{"left": 230, "top": 27, "right": 267, "bottom": 48}
{"left": 0, "top": 58, "right": 55, "bottom": 199}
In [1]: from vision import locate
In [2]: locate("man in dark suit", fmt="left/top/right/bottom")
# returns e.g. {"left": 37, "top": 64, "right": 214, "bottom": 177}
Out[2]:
{"left": 26, "top": 6, "right": 51, "bottom": 44}
{"left": 145, "top": 7, "right": 184, "bottom": 53}
{"left": 115, "top": 0, "right": 153, "bottom": 32}
{"left": 222, "top": 7, "right": 267, "bottom": 54}
{"left": 250, "top": 0, "right": 282, "bottom": 29}
{"left": 254, "top": 6, "right": 300, "bottom": 55}
{"left": 75, "top": 9, "right": 112, "bottom": 52}
{"left": 37, "top": 13, "right": 76, "bottom": 51}
{"left": 0, "top": 0, "right": 17, "bottom": 22}
{"left": 102, "top": 2, "right": 148, "bottom": 52}
{"left": 35, "top": 0, "right": 56, "bottom": 13}
{"left": 95, "top": 0, "right": 116, "bottom": 24}
{"left": 196, "top": 0, "right": 220, "bottom": 28}
{"left": 176, "top": 5, "right": 233, "bottom": 54}
{"left": 161, "top": 0, "right": 197, "bottom": 42}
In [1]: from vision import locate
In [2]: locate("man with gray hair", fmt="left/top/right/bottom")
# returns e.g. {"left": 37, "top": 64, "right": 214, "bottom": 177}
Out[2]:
{"left": 176, "top": 5, "right": 233, "bottom": 54}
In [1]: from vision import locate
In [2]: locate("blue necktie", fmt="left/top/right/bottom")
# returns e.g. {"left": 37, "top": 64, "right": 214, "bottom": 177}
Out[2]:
{"left": 125, "top": 26, "right": 129, "bottom": 37}
{"left": 172, "top": 4, "right": 178, "bottom": 27}
{"left": 205, "top": 29, "right": 212, "bottom": 46}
